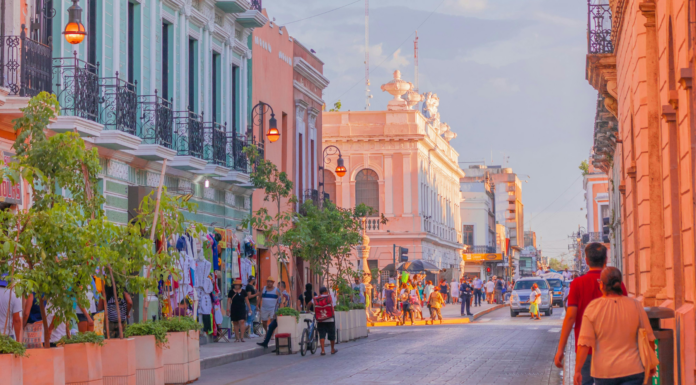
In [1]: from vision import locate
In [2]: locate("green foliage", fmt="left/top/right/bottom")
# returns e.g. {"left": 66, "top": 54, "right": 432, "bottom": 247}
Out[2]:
{"left": 334, "top": 305, "right": 350, "bottom": 312}
{"left": 0, "top": 334, "right": 27, "bottom": 356}
{"left": 159, "top": 316, "right": 203, "bottom": 332}
{"left": 548, "top": 258, "right": 569, "bottom": 271}
{"left": 349, "top": 302, "right": 366, "bottom": 310}
{"left": 329, "top": 100, "right": 342, "bottom": 112}
{"left": 124, "top": 322, "right": 169, "bottom": 346}
{"left": 276, "top": 307, "right": 300, "bottom": 321}
{"left": 56, "top": 332, "right": 105, "bottom": 346}
{"left": 579, "top": 160, "right": 589, "bottom": 176}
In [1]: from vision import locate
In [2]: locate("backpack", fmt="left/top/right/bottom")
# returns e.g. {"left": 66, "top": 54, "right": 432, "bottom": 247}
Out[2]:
{"left": 314, "top": 295, "right": 334, "bottom": 321}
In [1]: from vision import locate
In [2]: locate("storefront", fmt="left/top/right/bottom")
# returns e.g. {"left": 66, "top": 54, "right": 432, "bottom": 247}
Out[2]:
{"left": 462, "top": 252, "right": 504, "bottom": 280}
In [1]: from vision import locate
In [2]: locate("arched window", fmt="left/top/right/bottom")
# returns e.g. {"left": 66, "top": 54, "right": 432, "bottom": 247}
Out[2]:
{"left": 355, "top": 169, "right": 379, "bottom": 215}
{"left": 323, "top": 169, "right": 336, "bottom": 204}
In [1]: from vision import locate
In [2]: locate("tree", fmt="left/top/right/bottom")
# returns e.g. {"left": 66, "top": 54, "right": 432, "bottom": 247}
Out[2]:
{"left": 579, "top": 160, "right": 589, "bottom": 176}
{"left": 548, "top": 258, "right": 569, "bottom": 271}
{"left": 329, "top": 100, "right": 342, "bottom": 112}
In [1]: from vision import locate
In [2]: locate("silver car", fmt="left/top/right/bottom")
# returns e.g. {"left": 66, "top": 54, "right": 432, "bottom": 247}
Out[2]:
{"left": 509, "top": 277, "right": 553, "bottom": 317}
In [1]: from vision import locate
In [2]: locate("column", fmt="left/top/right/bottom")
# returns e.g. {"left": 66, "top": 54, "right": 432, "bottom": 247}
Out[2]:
{"left": 385, "top": 155, "right": 393, "bottom": 216}
{"left": 341, "top": 157, "right": 350, "bottom": 209}
{"left": 403, "top": 153, "right": 412, "bottom": 215}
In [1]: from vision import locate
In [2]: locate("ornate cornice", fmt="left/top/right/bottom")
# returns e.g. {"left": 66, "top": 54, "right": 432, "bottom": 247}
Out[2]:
{"left": 293, "top": 80, "right": 324, "bottom": 106}
{"left": 293, "top": 57, "right": 329, "bottom": 90}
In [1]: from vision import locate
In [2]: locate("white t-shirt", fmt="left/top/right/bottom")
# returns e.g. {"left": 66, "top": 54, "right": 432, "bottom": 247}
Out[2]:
{"left": 76, "top": 291, "right": 96, "bottom": 315}
{"left": 536, "top": 269, "right": 544, "bottom": 276}
{"left": 472, "top": 279, "right": 482, "bottom": 289}
{"left": 47, "top": 305, "right": 67, "bottom": 343}
{"left": 0, "top": 287, "right": 22, "bottom": 338}
{"left": 531, "top": 289, "right": 542, "bottom": 304}
{"left": 563, "top": 271, "right": 573, "bottom": 280}
{"left": 485, "top": 281, "right": 495, "bottom": 293}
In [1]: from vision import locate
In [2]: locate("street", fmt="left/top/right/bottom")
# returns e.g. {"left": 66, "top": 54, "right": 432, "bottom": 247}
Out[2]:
{"left": 197, "top": 307, "right": 564, "bottom": 385}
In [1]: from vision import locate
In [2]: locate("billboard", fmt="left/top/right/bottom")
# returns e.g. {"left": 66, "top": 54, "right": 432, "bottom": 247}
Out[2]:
{"left": 462, "top": 253, "right": 503, "bottom": 262}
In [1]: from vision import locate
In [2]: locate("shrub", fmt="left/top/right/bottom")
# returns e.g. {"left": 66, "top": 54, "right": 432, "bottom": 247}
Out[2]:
{"left": 349, "top": 302, "right": 366, "bottom": 310}
{"left": 276, "top": 307, "right": 300, "bottom": 321}
{"left": 0, "top": 334, "right": 26, "bottom": 357}
{"left": 159, "top": 316, "right": 203, "bottom": 333}
{"left": 57, "top": 331, "right": 105, "bottom": 346}
{"left": 124, "top": 321, "right": 169, "bottom": 346}
{"left": 334, "top": 305, "right": 350, "bottom": 312}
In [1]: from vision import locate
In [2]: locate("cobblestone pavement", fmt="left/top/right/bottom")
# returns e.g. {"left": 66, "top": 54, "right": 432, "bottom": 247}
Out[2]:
{"left": 197, "top": 307, "right": 565, "bottom": 385}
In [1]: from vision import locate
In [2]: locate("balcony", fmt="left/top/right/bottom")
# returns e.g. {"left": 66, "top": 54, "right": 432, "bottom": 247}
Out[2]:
{"left": 0, "top": 31, "right": 52, "bottom": 98}
{"left": 463, "top": 245, "right": 497, "bottom": 254}
{"left": 93, "top": 74, "right": 142, "bottom": 151}
{"left": 216, "top": 0, "right": 249, "bottom": 13}
{"left": 197, "top": 121, "right": 230, "bottom": 177}
{"left": 170, "top": 110, "right": 207, "bottom": 171}
{"left": 587, "top": 1, "right": 613, "bottom": 54}
{"left": 130, "top": 93, "right": 176, "bottom": 161}
{"left": 236, "top": 0, "right": 268, "bottom": 28}
{"left": 365, "top": 217, "right": 382, "bottom": 231}
{"left": 584, "top": 232, "right": 609, "bottom": 244}
{"left": 218, "top": 130, "right": 252, "bottom": 185}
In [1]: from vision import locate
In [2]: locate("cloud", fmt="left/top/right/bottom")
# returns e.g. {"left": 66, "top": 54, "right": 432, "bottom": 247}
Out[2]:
{"left": 446, "top": 0, "right": 488, "bottom": 12}
{"left": 368, "top": 44, "right": 410, "bottom": 71}
{"left": 489, "top": 77, "right": 520, "bottom": 95}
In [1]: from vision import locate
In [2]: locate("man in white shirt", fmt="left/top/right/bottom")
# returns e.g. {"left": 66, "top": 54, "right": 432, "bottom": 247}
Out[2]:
{"left": 485, "top": 279, "right": 495, "bottom": 304}
{"left": 46, "top": 304, "right": 66, "bottom": 347}
{"left": 0, "top": 282, "right": 22, "bottom": 341}
{"left": 563, "top": 268, "right": 573, "bottom": 281}
{"left": 536, "top": 268, "right": 544, "bottom": 277}
{"left": 472, "top": 277, "right": 483, "bottom": 306}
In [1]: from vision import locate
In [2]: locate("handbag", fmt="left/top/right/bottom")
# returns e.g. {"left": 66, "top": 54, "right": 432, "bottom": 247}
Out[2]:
{"left": 634, "top": 301, "right": 659, "bottom": 384}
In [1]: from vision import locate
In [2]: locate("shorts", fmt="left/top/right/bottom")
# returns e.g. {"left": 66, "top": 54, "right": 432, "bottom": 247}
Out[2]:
{"left": 529, "top": 303, "right": 539, "bottom": 315}
{"left": 260, "top": 307, "right": 275, "bottom": 321}
{"left": 246, "top": 304, "right": 256, "bottom": 324}
{"left": 317, "top": 321, "right": 336, "bottom": 341}
{"left": 77, "top": 313, "right": 94, "bottom": 322}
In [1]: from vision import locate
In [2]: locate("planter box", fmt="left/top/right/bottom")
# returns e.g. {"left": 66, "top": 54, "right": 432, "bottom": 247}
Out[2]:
{"left": 102, "top": 338, "right": 136, "bottom": 385}
{"left": 0, "top": 354, "right": 22, "bottom": 385}
{"left": 276, "top": 316, "right": 298, "bottom": 354}
{"left": 134, "top": 336, "right": 164, "bottom": 385}
{"left": 335, "top": 311, "right": 348, "bottom": 343}
{"left": 23, "top": 347, "right": 65, "bottom": 385}
{"left": 162, "top": 332, "right": 188, "bottom": 385}
{"left": 186, "top": 332, "right": 200, "bottom": 383}
{"left": 64, "top": 342, "right": 103, "bottom": 385}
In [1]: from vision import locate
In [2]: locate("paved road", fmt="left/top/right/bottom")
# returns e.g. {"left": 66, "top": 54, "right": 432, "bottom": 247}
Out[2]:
{"left": 198, "top": 307, "right": 565, "bottom": 385}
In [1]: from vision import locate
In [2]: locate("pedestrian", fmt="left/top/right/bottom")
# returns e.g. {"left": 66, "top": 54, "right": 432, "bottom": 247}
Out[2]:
{"left": 563, "top": 268, "right": 573, "bottom": 281}
{"left": 384, "top": 283, "right": 397, "bottom": 321}
{"left": 353, "top": 277, "right": 366, "bottom": 304}
{"left": 245, "top": 277, "right": 259, "bottom": 338}
{"left": 228, "top": 279, "right": 251, "bottom": 343}
{"left": 0, "top": 277, "right": 22, "bottom": 341}
{"left": 416, "top": 281, "right": 424, "bottom": 306}
{"left": 524, "top": 283, "right": 542, "bottom": 320}
{"left": 278, "top": 281, "right": 291, "bottom": 308}
{"left": 45, "top": 302, "right": 66, "bottom": 348}
{"left": 485, "top": 278, "right": 495, "bottom": 304}
{"left": 459, "top": 279, "right": 473, "bottom": 316}
{"left": 554, "top": 243, "right": 628, "bottom": 385}
{"left": 312, "top": 287, "right": 337, "bottom": 355}
{"left": 172, "top": 300, "right": 189, "bottom": 317}
{"left": 400, "top": 284, "right": 414, "bottom": 325}
{"left": 298, "top": 283, "right": 317, "bottom": 312}
{"left": 76, "top": 286, "right": 97, "bottom": 333}
{"left": 100, "top": 284, "right": 132, "bottom": 339}
{"left": 574, "top": 267, "right": 656, "bottom": 385}
{"left": 409, "top": 285, "right": 423, "bottom": 320}
{"left": 494, "top": 277, "right": 504, "bottom": 304}
{"left": 439, "top": 279, "right": 450, "bottom": 304}
{"left": 258, "top": 276, "right": 281, "bottom": 337}
{"left": 472, "top": 276, "right": 483, "bottom": 306}
{"left": 450, "top": 278, "right": 459, "bottom": 304}
{"left": 428, "top": 287, "right": 445, "bottom": 324}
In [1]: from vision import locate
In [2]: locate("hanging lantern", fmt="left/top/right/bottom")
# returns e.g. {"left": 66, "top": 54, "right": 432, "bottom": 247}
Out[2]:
{"left": 335, "top": 156, "right": 347, "bottom": 177}
{"left": 204, "top": 179, "right": 210, "bottom": 188}
{"left": 63, "top": 0, "right": 86, "bottom": 45}
{"left": 266, "top": 113, "right": 280, "bottom": 143}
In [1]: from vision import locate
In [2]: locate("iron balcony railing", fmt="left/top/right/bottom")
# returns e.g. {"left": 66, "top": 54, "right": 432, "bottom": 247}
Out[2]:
{"left": 99, "top": 73, "right": 137, "bottom": 134}
{"left": 203, "top": 121, "right": 227, "bottom": 166}
{"left": 303, "top": 189, "right": 320, "bottom": 207}
{"left": 228, "top": 130, "right": 250, "bottom": 173}
{"left": 53, "top": 54, "right": 100, "bottom": 122}
{"left": 137, "top": 91, "right": 173, "bottom": 148}
{"left": 250, "top": 0, "right": 262, "bottom": 11}
{"left": 588, "top": 0, "right": 613, "bottom": 54}
{"left": 0, "top": 28, "right": 52, "bottom": 97}
{"left": 174, "top": 110, "right": 204, "bottom": 159}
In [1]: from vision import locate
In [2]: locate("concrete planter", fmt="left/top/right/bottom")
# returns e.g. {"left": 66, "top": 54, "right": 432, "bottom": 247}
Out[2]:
{"left": 23, "top": 347, "right": 65, "bottom": 385}
{"left": 162, "top": 332, "right": 188, "bottom": 385}
{"left": 133, "top": 336, "right": 164, "bottom": 385}
{"left": 63, "top": 342, "right": 103, "bottom": 385}
{"left": 276, "top": 316, "right": 298, "bottom": 354}
{"left": 335, "top": 311, "right": 348, "bottom": 343}
{"left": 0, "top": 354, "right": 22, "bottom": 385}
{"left": 102, "top": 338, "right": 136, "bottom": 385}
{"left": 186, "top": 332, "right": 200, "bottom": 383}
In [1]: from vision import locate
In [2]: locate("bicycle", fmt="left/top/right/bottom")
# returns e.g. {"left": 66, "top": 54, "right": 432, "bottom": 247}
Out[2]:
{"left": 299, "top": 315, "right": 318, "bottom": 356}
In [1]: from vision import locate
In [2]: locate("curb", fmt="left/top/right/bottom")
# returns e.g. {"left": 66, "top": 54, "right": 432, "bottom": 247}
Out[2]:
{"left": 367, "top": 304, "right": 508, "bottom": 328}
{"left": 200, "top": 343, "right": 275, "bottom": 370}
{"left": 472, "top": 304, "right": 508, "bottom": 320}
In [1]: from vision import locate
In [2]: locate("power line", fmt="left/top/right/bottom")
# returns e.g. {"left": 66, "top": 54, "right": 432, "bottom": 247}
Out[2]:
{"left": 529, "top": 175, "right": 583, "bottom": 222}
{"left": 333, "top": 0, "right": 447, "bottom": 103}
{"left": 280, "top": 0, "right": 361, "bottom": 26}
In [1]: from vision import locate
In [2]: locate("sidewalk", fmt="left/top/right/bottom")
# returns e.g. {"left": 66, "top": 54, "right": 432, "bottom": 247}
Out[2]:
{"left": 200, "top": 336, "right": 275, "bottom": 370}
{"left": 368, "top": 300, "right": 507, "bottom": 327}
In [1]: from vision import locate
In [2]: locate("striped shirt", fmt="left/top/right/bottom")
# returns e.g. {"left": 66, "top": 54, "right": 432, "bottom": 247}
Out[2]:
{"left": 107, "top": 297, "right": 128, "bottom": 322}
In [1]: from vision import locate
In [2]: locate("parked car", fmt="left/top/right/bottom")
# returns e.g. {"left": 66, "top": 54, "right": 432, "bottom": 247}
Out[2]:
{"left": 546, "top": 278, "right": 564, "bottom": 307}
{"left": 509, "top": 277, "right": 553, "bottom": 317}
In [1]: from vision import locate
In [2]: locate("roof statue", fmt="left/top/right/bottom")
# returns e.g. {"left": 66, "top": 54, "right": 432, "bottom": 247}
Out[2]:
{"left": 422, "top": 92, "right": 441, "bottom": 133}
{"left": 441, "top": 122, "right": 457, "bottom": 142}
{"left": 380, "top": 70, "right": 411, "bottom": 111}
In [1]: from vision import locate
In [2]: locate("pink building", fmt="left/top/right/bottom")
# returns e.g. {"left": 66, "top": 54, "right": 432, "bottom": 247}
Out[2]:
{"left": 323, "top": 71, "right": 464, "bottom": 274}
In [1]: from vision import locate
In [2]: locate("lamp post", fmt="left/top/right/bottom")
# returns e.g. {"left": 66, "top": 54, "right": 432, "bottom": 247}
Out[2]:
{"left": 63, "top": 0, "right": 86, "bottom": 45}
{"left": 318, "top": 145, "right": 346, "bottom": 205}
{"left": 250, "top": 102, "right": 279, "bottom": 145}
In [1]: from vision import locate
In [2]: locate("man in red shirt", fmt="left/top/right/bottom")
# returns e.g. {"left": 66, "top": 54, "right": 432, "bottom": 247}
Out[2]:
{"left": 554, "top": 243, "right": 627, "bottom": 385}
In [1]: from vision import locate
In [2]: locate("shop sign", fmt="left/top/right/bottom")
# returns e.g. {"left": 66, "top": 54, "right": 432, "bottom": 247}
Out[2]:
{"left": 0, "top": 152, "right": 21, "bottom": 205}
{"left": 462, "top": 253, "right": 503, "bottom": 262}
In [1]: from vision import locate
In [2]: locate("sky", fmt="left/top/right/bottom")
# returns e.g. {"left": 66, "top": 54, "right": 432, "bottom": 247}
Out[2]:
{"left": 262, "top": 0, "right": 595, "bottom": 263}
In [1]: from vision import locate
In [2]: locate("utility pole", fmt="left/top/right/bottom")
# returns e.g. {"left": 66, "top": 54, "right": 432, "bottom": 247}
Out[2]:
{"left": 414, "top": 31, "right": 419, "bottom": 93}
{"left": 364, "top": 0, "right": 371, "bottom": 110}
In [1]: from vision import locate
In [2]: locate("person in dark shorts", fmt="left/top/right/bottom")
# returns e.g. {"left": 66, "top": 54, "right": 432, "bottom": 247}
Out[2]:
{"left": 312, "top": 287, "right": 337, "bottom": 355}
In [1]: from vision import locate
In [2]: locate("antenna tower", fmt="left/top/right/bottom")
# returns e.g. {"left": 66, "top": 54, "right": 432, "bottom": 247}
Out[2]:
{"left": 414, "top": 31, "right": 419, "bottom": 93}
{"left": 365, "top": 0, "right": 371, "bottom": 110}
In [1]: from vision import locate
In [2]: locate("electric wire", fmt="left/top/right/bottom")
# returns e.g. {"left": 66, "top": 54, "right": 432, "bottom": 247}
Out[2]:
{"left": 280, "top": 0, "right": 362, "bottom": 26}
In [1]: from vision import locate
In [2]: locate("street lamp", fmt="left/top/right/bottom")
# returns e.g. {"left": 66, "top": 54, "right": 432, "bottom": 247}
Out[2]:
{"left": 250, "top": 102, "right": 279, "bottom": 143}
{"left": 63, "top": 0, "right": 86, "bottom": 45}
{"left": 318, "top": 145, "right": 346, "bottom": 204}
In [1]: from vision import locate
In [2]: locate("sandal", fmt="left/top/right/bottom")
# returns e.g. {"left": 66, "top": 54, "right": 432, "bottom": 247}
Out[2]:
{"left": 321, "top": 352, "right": 326, "bottom": 356}
{"left": 331, "top": 350, "right": 338, "bottom": 355}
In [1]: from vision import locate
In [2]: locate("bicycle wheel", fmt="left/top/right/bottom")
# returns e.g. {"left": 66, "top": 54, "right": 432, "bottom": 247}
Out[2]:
{"left": 299, "top": 328, "right": 308, "bottom": 356}
{"left": 309, "top": 328, "right": 318, "bottom": 354}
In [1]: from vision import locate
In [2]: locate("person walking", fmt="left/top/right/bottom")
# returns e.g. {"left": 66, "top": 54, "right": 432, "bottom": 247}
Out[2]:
{"left": 494, "top": 277, "right": 504, "bottom": 305}
{"left": 438, "top": 279, "right": 450, "bottom": 304}
{"left": 256, "top": 281, "right": 290, "bottom": 350}
{"left": 423, "top": 280, "right": 434, "bottom": 316}
{"left": 384, "top": 283, "right": 397, "bottom": 321}
{"left": 525, "top": 283, "right": 542, "bottom": 320}
{"left": 400, "top": 284, "right": 414, "bottom": 325}
{"left": 574, "top": 267, "right": 655, "bottom": 385}
{"left": 416, "top": 281, "right": 424, "bottom": 306}
{"left": 459, "top": 279, "right": 473, "bottom": 316}
{"left": 228, "top": 279, "right": 251, "bottom": 343}
{"left": 428, "top": 287, "right": 445, "bottom": 324}
{"left": 472, "top": 276, "right": 483, "bottom": 306}
{"left": 312, "top": 287, "right": 337, "bottom": 355}
{"left": 0, "top": 278, "right": 22, "bottom": 342}
{"left": 257, "top": 276, "right": 281, "bottom": 336}
{"left": 245, "top": 277, "right": 259, "bottom": 338}
{"left": 450, "top": 278, "right": 459, "bottom": 304}
{"left": 555, "top": 243, "right": 628, "bottom": 385}
{"left": 485, "top": 278, "right": 495, "bottom": 304}
{"left": 100, "top": 284, "right": 132, "bottom": 339}
{"left": 298, "top": 283, "right": 317, "bottom": 312}
{"left": 409, "top": 285, "right": 423, "bottom": 320}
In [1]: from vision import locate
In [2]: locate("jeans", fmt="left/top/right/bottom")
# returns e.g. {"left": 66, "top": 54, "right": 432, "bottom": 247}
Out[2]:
{"left": 473, "top": 289, "right": 482, "bottom": 306}
{"left": 594, "top": 373, "right": 644, "bottom": 385}
{"left": 402, "top": 308, "right": 413, "bottom": 324}
{"left": 247, "top": 304, "right": 256, "bottom": 325}
{"left": 260, "top": 318, "right": 277, "bottom": 346}
{"left": 460, "top": 296, "right": 471, "bottom": 315}
{"left": 581, "top": 354, "right": 594, "bottom": 385}
{"left": 494, "top": 290, "right": 503, "bottom": 304}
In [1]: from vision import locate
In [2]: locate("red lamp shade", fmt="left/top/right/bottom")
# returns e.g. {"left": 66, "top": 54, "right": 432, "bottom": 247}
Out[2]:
{"left": 266, "top": 127, "right": 280, "bottom": 143}
{"left": 63, "top": 0, "right": 86, "bottom": 45}
{"left": 335, "top": 157, "right": 346, "bottom": 177}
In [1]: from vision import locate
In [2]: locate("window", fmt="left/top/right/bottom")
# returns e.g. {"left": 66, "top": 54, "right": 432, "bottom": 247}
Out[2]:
{"left": 212, "top": 53, "right": 220, "bottom": 122}
{"left": 463, "top": 225, "right": 474, "bottom": 246}
{"left": 87, "top": 0, "right": 97, "bottom": 66}
{"left": 324, "top": 169, "right": 336, "bottom": 204}
{"left": 127, "top": 2, "right": 135, "bottom": 84}
{"left": 281, "top": 113, "right": 288, "bottom": 173}
{"left": 232, "top": 65, "right": 238, "bottom": 129}
{"left": 355, "top": 169, "right": 379, "bottom": 215}
{"left": 188, "top": 39, "right": 197, "bottom": 111}
{"left": 311, "top": 140, "right": 315, "bottom": 188}
{"left": 162, "top": 22, "right": 172, "bottom": 100}
{"left": 299, "top": 133, "right": 304, "bottom": 194}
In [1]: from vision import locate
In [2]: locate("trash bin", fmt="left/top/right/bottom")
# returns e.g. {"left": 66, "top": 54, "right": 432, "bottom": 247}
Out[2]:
{"left": 645, "top": 307, "right": 674, "bottom": 385}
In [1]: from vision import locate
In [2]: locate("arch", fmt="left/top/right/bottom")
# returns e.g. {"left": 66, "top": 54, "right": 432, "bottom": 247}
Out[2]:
{"left": 355, "top": 169, "right": 379, "bottom": 216}
{"left": 323, "top": 169, "right": 337, "bottom": 204}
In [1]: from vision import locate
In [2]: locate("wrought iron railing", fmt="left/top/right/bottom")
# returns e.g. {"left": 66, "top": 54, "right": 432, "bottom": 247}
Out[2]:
{"left": 99, "top": 73, "right": 137, "bottom": 134}
{"left": 174, "top": 110, "right": 204, "bottom": 159}
{"left": 588, "top": 0, "right": 613, "bottom": 54}
{"left": 203, "top": 121, "right": 227, "bottom": 166}
{"left": 303, "top": 189, "right": 320, "bottom": 207}
{"left": 137, "top": 91, "right": 173, "bottom": 148}
{"left": 228, "top": 130, "right": 250, "bottom": 173}
{"left": 0, "top": 29, "right": 52, "bottom": 97}
{"left": 247, "top": 123, "right": 264, "bottom": 160}
{"left": 53, "top": 54, "right": 100, "bottom": 122}
{"left": 250, "top": 0, "right": 262, "bottom": 11}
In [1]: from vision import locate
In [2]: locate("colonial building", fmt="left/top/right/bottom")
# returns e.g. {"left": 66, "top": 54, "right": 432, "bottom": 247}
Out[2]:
{"left": 323, "top": 70, "right": 464, "bottom": 273}
{"left": 460, "top": 177, "right": 500, "bottom": 279}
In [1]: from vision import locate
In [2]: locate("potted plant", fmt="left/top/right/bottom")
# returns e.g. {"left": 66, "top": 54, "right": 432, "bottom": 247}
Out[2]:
{"left": 57, "top": 332, "right": 104, "bottom": 385}
{"left": 125, "top": 322, "right": 168, "bottom": 385}
{"left": 101, "top": 336, "right": 136, "bottom": 385}
{"left": 159, "top": 317, "right": 202, "bottom": 384}
{"left": 0, "top": 334, "right": 25, "bottom": 385}
{"left": 334, "top": 305, "right": 349, "bottom": 343}
{"left": 275, "top": 307, "right": 300, "bottom": 353}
